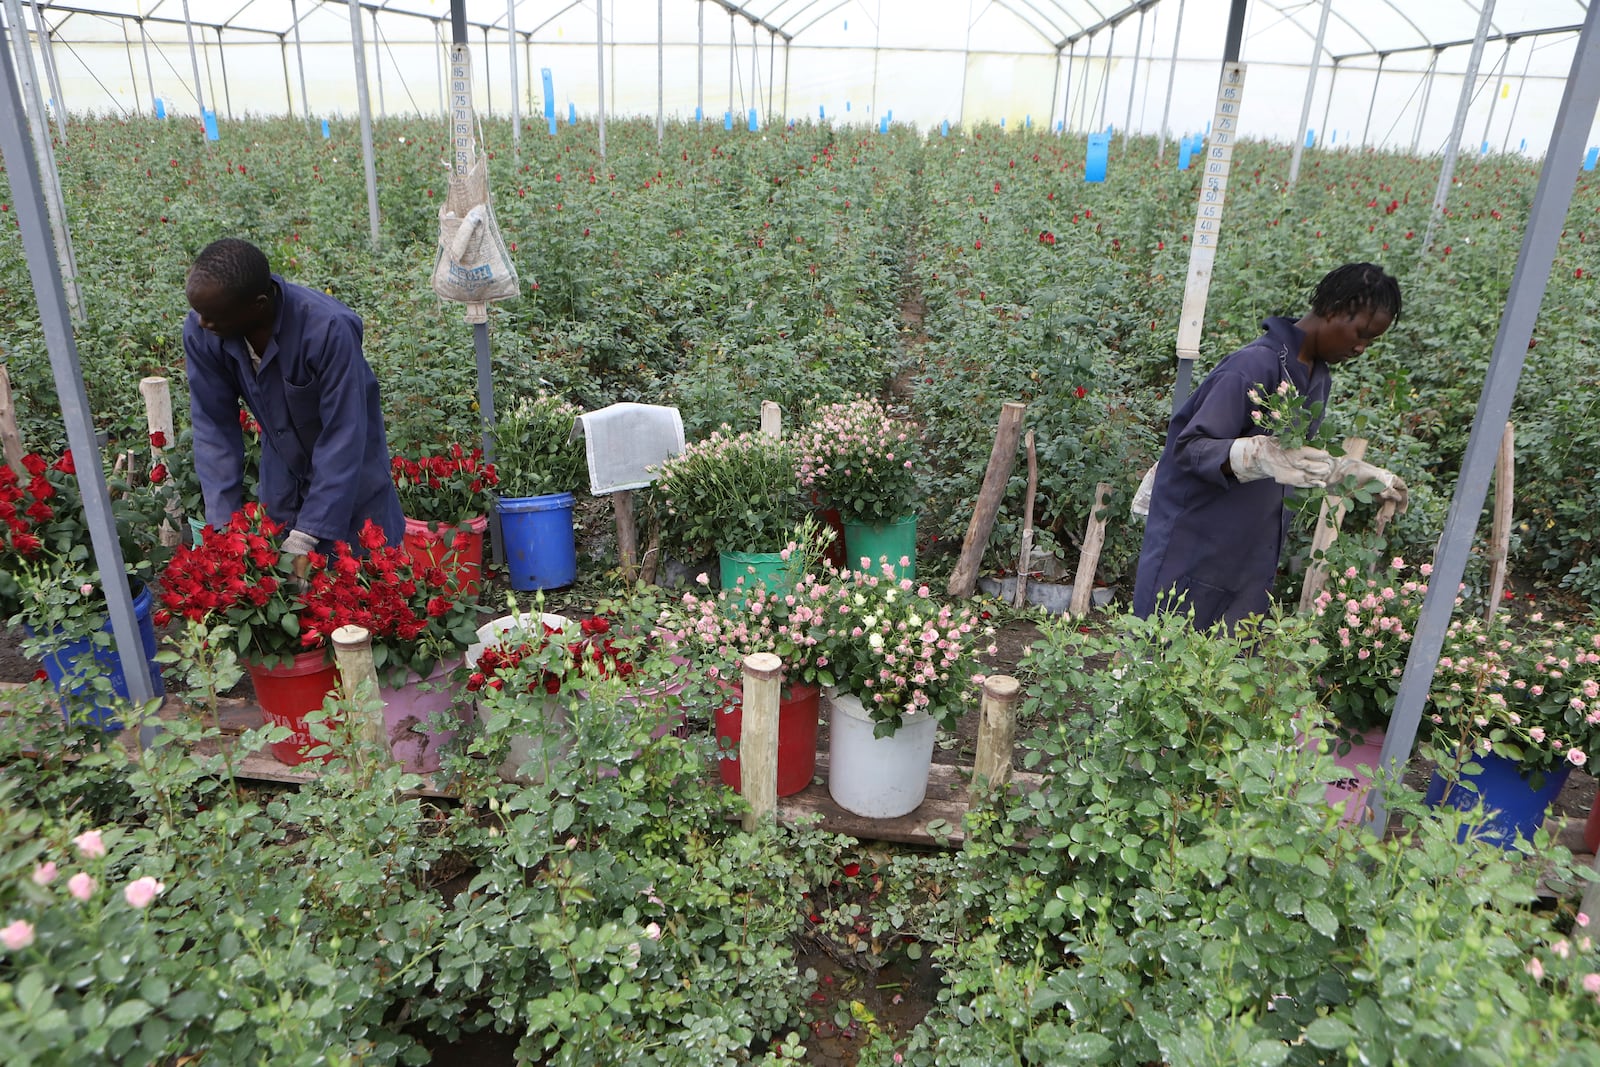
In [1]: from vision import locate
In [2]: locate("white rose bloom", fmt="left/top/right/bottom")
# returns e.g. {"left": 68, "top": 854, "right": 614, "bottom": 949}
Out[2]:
{"left": 868, "top": 633, "right": 884, "bottom": 650}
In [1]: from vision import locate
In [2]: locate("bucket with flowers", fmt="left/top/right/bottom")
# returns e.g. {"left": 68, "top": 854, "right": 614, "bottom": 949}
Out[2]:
{"left": 797, "top": 399, "right": 921, "bottom": 580}
{"left": 1423, "top": 617, "right": 1600, "bottom": 848}
{"left": 156, "top": 503, "right": 337, "bottom": 763}
{"left": 391, "top": 445, "right": 498, "bottom": 600}
{"left": 3, "top": 450, "right": 175, "bottom": 730}
{"left": 652, "top": 427, "right": 802, "bottom": 599}
{"left": 490, "top": 393, "right": 586, "bottom": 591}
{"left": 298, "top": 523, "right": 482, "bottom": 773}
{"left": 814, "top": 561, "right": 994, "bottom": 818}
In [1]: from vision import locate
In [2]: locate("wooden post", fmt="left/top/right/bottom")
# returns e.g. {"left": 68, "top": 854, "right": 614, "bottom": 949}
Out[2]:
{"left": 0, "top": 362, "right": 24, "bottom": 472}
{"left": 1483, "top": 422, "right": 1515, "bottom": 625}
{"left": 1012, "top": 431, "right": 1038, "bottom": 609}
{"left": 1297, "top": 438, "right": 1367, "bottom": 614}
{"left": 140, "top": 376, "right": 182, "bottom": 546}
{"left": 970, "top": 674, "right": 1020, "bottom": 803}
{"left": 332, "top": 624, "right": 385, "bottom": 751}
{"left": 640, "top": 513, "right": 663, "bottom": 586}
{"left": 948, "top": 402, "right": 1026, "bottom": 598}
{"left": 759, "top": 400, "right": 782, "bottom": 438}
{"left": 1068, "top": 482, "right": 1114, "bottom": 617}
{"left": 738, "top": 651, "right": 782, "bottom": 831}
{"left": 612, "top": 489, "right": 638, "bottom": 581}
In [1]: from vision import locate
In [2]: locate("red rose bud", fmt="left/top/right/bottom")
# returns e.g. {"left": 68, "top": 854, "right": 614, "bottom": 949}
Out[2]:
{"left": 149, "top": 463, "right": 169, "bottom": 484}
{"left": 150, "top": 430, "right": 169, "bottom": 449}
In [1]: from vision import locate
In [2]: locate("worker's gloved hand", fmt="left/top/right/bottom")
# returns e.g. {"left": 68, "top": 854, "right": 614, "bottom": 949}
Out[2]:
{"left": 1227, "top": 436, "right": 1336, "bottom": 489}
{"left": 1131, "top": 463, "right": 1158, "bottom": 518}
{"left": 1328, "top": 457, "right": 1410, "bottom": 513}
{"left": 281, "top": 528, "right": 318, "bottom": 585}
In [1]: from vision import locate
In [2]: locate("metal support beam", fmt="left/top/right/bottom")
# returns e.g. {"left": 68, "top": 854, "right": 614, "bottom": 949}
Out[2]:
{"left": 290, "top": 0, "right": 311, "bottom": 127}
{"left": 1503, "top": 38, "right": 1534, "bottom": 153}
{"left": 137, "top": 19, "right": 156, "bottom": 114}
{"left": 121, "top": 20, "right": 140, "bottom": 113}
{"left": 1479, "top": 39, "right": 1512, "bottom": 153}
{"left": 1370, "top": 0, "right": 1600, "bottom": 836}
{"left": 0, "top": 16, "right": 155, "bottom": 739}
{"left": 1360, "top": 53, "right": 1385, "bottom": 147}
{"left": 1058, "top": 41, "right": 1074, "bottom": 135}
{"left": 180, "top": 0, "right": 207, "bottom": 118}
{"left": 596, "top": 0, "right": 607, "bottom": 158}
{"left": 1288, "top": 0, "right": 1333, "bottom": 187}
{"left": 1422, "top": 0, "right": 1496, "bottom": 253}
{"left": 372, "top": 8, "right": 385, "bottom": 120}
{"left": 1412, "top": 49, "right": 1440, "bottom": 155}
{"left": 767, "top": 27, "right": 775, "bottom": 124}
{"left": 28, "top": 0, "right": 66, "bottom": 142}
{"left": 508, "top": 0, "right": 520, "bottom": 158}
{"left": 1095, "top": 21, "right": 1115, "bottom": 131}
{"left": 656, "top": 0, "right": 664, "bottom": 144}
{"left": 1318, "top": 60, "right": 1338, "bottom": 148}
{"left": 1075, "top": 30, "right": 1094, "bottom": 131}
{"left": 782, "top": 37, "right": 789, "bottom": 122}
{"left": 1121, "top": 4, "right": 1145, "bottom": 148}
{"left": 214, "top": 26, "right": 232, "bottom": 120}
{"left": 346, "top": 0, "right": 381, "bottom": 247}
{"left": 279, "top": 34, "right": 292, "bottom": 115}
{"left": 697, "top": 0, "right": 703, "bottom": 121}
{"left": 1158, "top": 0, "right": 1185, "bottom": 158}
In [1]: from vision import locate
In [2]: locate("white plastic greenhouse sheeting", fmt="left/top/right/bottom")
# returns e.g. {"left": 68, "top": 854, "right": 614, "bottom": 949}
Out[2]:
{"left": 5, "top": 0, "right": 1599, "bottom": 153}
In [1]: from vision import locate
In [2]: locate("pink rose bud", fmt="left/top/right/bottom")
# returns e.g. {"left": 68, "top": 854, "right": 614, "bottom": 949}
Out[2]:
{"left": 123, "top": 876, "right": 165, "bottom": 909}
{"left": 73, "top": 829, "right": 106, "bottom": 859}
{"left": 644, "top": 922, "right": 662, "bottom": 940}
{"left": 79, "top": 583, "right": 95, "bottom": 596}
{"left": 1, "top": 920, "right": 35, "bottom": 951}
{"left": 67, "top": 872, "right": 96, "bottom": 902}
{"left": 31, "top": 862, "right": 58, "bottom": 886}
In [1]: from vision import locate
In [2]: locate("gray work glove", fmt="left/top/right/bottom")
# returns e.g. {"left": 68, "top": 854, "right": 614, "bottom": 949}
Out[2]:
{"left": 1328, "top": 457, "right": 1410, "bottom": 513}
{"left": 1227, "top": 437, "right": 1337, "bottom": 489}
{"left": 1131, "top": 463, "right": 1158, "bottom": 518}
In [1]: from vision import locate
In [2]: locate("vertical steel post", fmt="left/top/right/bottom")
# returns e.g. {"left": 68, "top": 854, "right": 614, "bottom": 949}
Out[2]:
{"left": 482, "top": 27, "right": 492, "bottom": 117}
{"left": 1370, "top": 0, "right": 1600, "bottom": 836}
{"left": 767, "top": 29, "right": 775, "bottom": 125}
{"left": 1288, "top": 0, "right": 1332, "bottom": 187}
{"left": 1422, "top": 0, "right": 1496, "bottom": 253}
{"left": 214, "top": 26, "right": 233, "bottom": 121}
{"left": 138, "top": 19, "right": 156, "bottom": 114}
{"left": 0, "top": 20, "right": 155, "bottom": 740}
{"left": 697, "top": 0, "right": 703, "bottom": 122}
{"left": 290, "top": 0, "right": 311, "bottom": 127}
{"left": 1479, "top": 40, "right": 1512, "bottom": 153}
{"left": 122, "top": 21, "right": 140, "bottom": 113}
{"left": 279, "top": 35, "right": 293, "bottom": 115}
{"left": 596, "top": 0, "right": 606, "bottom": 158}
{"left": 751, "top": 20, "right": 759, "bottom": 120}
{"left": 1318, "top": 60, "right": 1339, "bottom": 147}
{"left": 372, "top": 8, "right": 386, "bottom": 120}
{"left": 509, "top": 0, "right": 521, "bottom": 158}
{"left": 1095, "top": 22, "right": 1116, "bottom": 132}
{"left": 1075, "top": 31, "right": 1094, "bottom": 130}
{"left": 27, "top": 0, "right": 66, "bottom": 142}
{"left": 436, "top": 20, "right": 446, "bottom": 117}
{"left": 1361, "top": 54, "right": 1385, "bottom": 147}
{"left": 1503, "top": 39, "right": 1534, "bottom": 154}
{"left": 1158, "top": 0, "right": 1186, "bottom": 158}
{"left": 1412, "top": 49, "right": 1440, "bottom": 154}
{"left": 1048, "top": 49, "right": 1062, "bottom": 135}
{"left": 782, "top": 38, "right": 789, "bottom": 121}
{"left": 346, "top": 0, "right": 381, "bottom": 247}
{"left": 868, "top": 0, "right": 881, "bottom": 123}
{"left": 958, "top": 0, "right": 974, "bottom": 129}
{"left": 727, "top": 12, "right": 733, "bottom": 118}
{"left": 180, "top": 0, "right": 207, "bottom": 119}
{"left": 656, "top": 0, "right": 664, "bottom": 144}
{"left": 1122, "top": 5, "right": 1146, "bottom": 148}
{"left": 1139, "top": 0, "right": 1159, "bottom": 133}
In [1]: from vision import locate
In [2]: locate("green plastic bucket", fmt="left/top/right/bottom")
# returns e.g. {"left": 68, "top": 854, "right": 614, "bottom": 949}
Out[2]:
{"left": 718, "top": 550, "right": 791, "bottom": 603}
{"left": 841, "top": 514, "right": 917, "bottom": 579}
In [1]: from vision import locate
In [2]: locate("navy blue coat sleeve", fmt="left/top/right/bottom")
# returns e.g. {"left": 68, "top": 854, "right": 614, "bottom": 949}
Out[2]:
{"left": 184, "top": 319, "right": 247, "bottom": 529}
{"left": 289, "top": 315, "right": 376, "bottom": 543}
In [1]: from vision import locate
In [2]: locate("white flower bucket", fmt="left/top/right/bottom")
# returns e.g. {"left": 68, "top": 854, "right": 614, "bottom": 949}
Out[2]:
{"left": 467, "top": 613, "right": 571, "bottom": 783}
{"left": 827, "top": 690, "right": 937, "bottom": 818}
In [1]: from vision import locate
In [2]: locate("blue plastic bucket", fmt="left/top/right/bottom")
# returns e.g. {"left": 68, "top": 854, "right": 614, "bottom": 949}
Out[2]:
{"left": 36, "top": 581, "right": 166, "bottom": 731}
{"left": 1424, "top": 749, "right": 1573, "bottom": 848}
{"left": 498, "top": 492, "right": 577, "bottom": 591}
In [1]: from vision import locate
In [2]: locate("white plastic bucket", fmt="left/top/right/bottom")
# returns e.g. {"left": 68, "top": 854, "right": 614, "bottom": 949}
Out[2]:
{"left": 467, "top": 613, "right": 571, "bottom": 783}
{"left": 826, "top": 690, "right": 937, "bottom": 818}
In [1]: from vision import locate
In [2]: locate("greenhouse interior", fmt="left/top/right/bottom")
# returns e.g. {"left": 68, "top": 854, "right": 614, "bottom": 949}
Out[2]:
{"left": 3, "top": 1, "right": 1600, "bottom": 1064}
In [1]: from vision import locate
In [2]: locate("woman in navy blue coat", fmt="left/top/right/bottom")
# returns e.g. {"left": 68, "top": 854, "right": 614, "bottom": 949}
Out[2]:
{"left": 1133, "top": 264, "right": 1408, "bottom": 631}
{"left": 183, "top": 238, "right": 404, "bottom": 565}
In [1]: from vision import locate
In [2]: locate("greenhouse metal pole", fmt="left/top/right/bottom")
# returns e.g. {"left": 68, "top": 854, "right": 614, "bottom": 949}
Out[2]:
{"left": 697, "top": 0, "right": 703, "bottom": 122}
{"left": 1479, "top": 40, "right": 1511, "bottom": 153}
{"left": 782, "top": 39, "right": 789, "bottom": 121}
{"left": 595, "top": 0, "right": 606, "bottom": 159}
{"left": 1317, "top": 60, "right": 1338, "bottom": 148}
{"left": 27, "top": 0, "right": 66, "bottom": 142}
{"left": 1503, "top": 40, "right": 1534, "bottom": 153}
{"left": 1287, "top": 0, "right": 1332, "bottom": 188}
{"left": 1411, "top": 49, "right": 1440, "bottom": 154}
{"left": 656, "top": 0, "right": 663, "bottom": 145}
{"left": 3, "top": 0, "right": 80, "bottom": 320}
{"left": 137, "top": 19, "right": 156, "bottom": 114}
{"left": 1422, "top": 0, "right": 1496, "bottom": 254}
{"left": 290, "top": 0, "right": 311, "bottom": 127}
{"left": 958, "top": 0, "right": 974, "bottom": 129}
{"left": 201, "top": 32, "right": 218, "bottom": 120}
{"left": 525, "top": 35, "right": 533, "bottom": 114}
{"left": 1360, "top": 54, "right": 1385, "bottom": 146}
{"left": 1157, "top": 0, "right": 1185, "bottom": 159}
{"left": 346, "top": 0, "right": 381, "bottom": 248}
{"left": 767, "top": 30, "right": 775, "bottom": 125}
{"left": 509, "top": 0, "right": 520, "bottom": 159}
{"left": 122, "top": 22, "right": 141, "bottom": 113}
{"left": 1059, "top": 43, "right": 1074, "bottom": 135}
{"left": 1048, "top": 49, "right": 1061, "bottom": 135}
{"left": 214, "top": 27, "right": 233, "bottom": 121}
{"left": 727, "top": 13, "right": 734, "bottom": 118}
{"left": 372, "top": 10, "right": 386, "bottom": 120}
{"left": 179, "top": 0, "right": 207, "bottom": 120}
{"left": 279, "top": 35, "right": 293, "bottom": 114}
{"left": 0, "top": 20, "right": 158, "bottom": 744}
{"left": 868, "top": 0, "right": 880, "bottom": 124}
{"left": 1139, "top": 0, "right": 1159, "bottom": 133}
{"left": 751, "top": 22, "right": 759, "bottom": 121}
{"left": 1121, "top": 5, "right": 1145, "bottom": 149}
{"left": 483, "top": 27, "right": 492, "bottom": 118}
{"left": 1369, "top": 0, "right": 1600, "bottom": 837}
{"left": 436, "top": 20, "right": 446, "bottom": 117}
{"left": 1075, "top": 31, "right": 1094, "bottom": 131}
{"left": 1095, "top": 22, "right": 1115, "bottom": 131}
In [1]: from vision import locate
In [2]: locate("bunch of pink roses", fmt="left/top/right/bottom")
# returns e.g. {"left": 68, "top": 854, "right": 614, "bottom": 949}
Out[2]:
{"left": 795, "top": 398, "right": 920, "bottom": 524}
{"left": 1310, "top": 557, "right": 1429, "bottom": 734}
{"left": 1, "top": 828, "right": 167, "bottom": 956}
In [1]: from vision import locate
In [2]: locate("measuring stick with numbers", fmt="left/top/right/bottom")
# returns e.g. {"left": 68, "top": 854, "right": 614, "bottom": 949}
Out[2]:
{"left": 1172, "top": 63, "right": 1247, "bottom": 412}
{"left": 450, "top": 45, "right": 475, "bottom": 180}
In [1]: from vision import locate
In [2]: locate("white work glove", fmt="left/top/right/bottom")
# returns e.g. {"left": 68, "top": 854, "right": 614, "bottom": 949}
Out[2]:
{"left": 1328, "top": 457, "right": 1410, "bottom": 514}
{"left": 1227, "top": 436, "right": 1337, "bottom": 489}
{"left": 1131, "top": 463, "right": 1158, "bottom": 518}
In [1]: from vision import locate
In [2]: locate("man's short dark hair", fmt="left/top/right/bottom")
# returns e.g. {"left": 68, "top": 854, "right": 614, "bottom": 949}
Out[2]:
{"left": 189, "top": 238, "right": 272, "bottom": 302}
{"left": 1310, "top": 262, "right": 1402, "bottom": 324}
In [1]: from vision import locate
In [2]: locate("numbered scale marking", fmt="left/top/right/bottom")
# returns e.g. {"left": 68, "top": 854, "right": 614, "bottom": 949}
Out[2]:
{"left": 450, "top": 45, "right": 475, "bottom": 178}
{"left": 1176, "top": 63, "right": 1247, "bottom": 361}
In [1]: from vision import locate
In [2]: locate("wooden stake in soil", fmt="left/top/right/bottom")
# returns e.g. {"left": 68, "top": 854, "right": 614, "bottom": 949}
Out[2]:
{"left": 140, "top": 376, "right": 182, "bottom": 547}
{"left": 1068, "top": 482, "right": 1114, "bottom": 618}
{"left": 948, "top": 401, "right": 1026, "bottom": 598}
{"left": 612, "top": 488, "right": 639, "bottom": 582}
{"left": 332, "top": 624, "right": 385, "bottom": 751}
{"left": 1484, "top": 422, "right": 1515, "bottom": 626}
{"left": 0, "top": 361, "right": 24, "bottom": 472}
{"left": 739, "top": 651, "right": 782, "bottom": 832}
{"left": 970, "top": 674, "right": 1021, "bottom": 804}
{"left": 1012, "top": 432, "right": 1038, "bottom": 610}
{"left": 1296, "top": 438, "right": 1367, "bottom": 614}
{"left": 759, "top": 400, "right": 782, "bottom": 438}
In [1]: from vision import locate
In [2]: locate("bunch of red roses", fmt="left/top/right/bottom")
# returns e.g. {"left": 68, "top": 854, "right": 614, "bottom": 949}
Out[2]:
{"left": 466, "top": 616, "right": 634, "bottom": 697}
{"left": 390, "top": 445, "right": 499, "bottom": 525}
{"left": 298, "top": 521, "right": 478, "bottom": 686}
{"left": 0, "top": 454, "right": 67, "bottom": 563}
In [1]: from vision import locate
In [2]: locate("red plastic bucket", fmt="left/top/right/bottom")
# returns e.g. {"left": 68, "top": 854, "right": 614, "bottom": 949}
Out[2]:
{"left": 403, "top": 515, "right": 488, "bottom": 599}
{"left": 715, "top": 682, "right": 820, "bottom": 797}
{"left": 248, "top": 650, "right": 341, "bottom": 766}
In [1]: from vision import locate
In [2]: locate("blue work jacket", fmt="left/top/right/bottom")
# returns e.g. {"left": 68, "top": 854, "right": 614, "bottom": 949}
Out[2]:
{"left": 1133, "top": 317, "right": 1332, "bottom": 630}
{"left": 184, "top": 275, "right": 404, "bottom": 550}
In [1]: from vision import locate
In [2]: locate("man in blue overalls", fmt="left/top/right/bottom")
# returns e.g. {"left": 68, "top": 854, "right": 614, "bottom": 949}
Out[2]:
{"left": 183, "top": 238, "right": 403, "bottom": 568}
